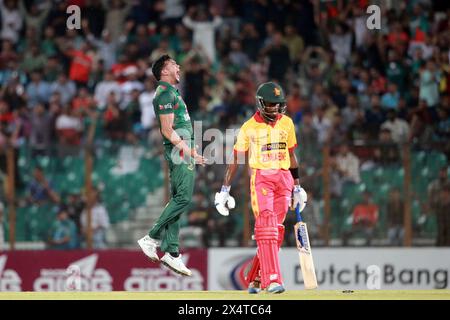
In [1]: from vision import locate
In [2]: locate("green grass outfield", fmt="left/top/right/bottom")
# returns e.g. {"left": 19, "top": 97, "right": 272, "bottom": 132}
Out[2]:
{"left": 1, "top": 290, "right": 450, "bottom": 300}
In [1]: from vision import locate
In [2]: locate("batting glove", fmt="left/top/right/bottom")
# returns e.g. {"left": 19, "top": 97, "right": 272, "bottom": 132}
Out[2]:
{"left": 215, "top": 185, "right": 236, "bottom": 216}
{"left": 293, "top": 185, "right": 307, "bottom": 212}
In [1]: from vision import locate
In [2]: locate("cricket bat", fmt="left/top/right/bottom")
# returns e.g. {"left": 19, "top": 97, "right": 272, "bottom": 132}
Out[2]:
{"left": 294, "top": 204, "right": 318, "bottom": 290}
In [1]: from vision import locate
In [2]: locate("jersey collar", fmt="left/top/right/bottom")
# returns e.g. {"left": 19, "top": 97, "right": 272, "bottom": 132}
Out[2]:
{"left": 254, "top": 111, "right": 282, "bottom": 127}
{"left": 157, "top": 80, "right": 177, "bottom": 92}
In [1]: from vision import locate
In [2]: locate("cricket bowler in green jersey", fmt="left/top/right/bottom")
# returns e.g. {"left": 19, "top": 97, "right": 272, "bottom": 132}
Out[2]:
{"left": 138, "top": 55, "right": 206, "bottom": 276}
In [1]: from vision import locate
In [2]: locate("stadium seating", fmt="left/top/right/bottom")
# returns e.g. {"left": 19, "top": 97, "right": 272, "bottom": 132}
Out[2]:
{"left": 7, "top": 144, "right": 164, "bottom": 244}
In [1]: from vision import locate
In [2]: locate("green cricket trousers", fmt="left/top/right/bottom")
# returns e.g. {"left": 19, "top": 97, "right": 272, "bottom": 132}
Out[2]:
{"left": 148, "top": 145, "right": 195, "bottom": 253}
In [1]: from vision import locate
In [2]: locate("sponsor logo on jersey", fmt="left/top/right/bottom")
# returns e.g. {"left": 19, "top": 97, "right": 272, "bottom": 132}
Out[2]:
{"left": 159, "top": 103, "right": 173, "bottom": 110}
{"left": 261, "top": 142, "right": 287, "bottom": 152}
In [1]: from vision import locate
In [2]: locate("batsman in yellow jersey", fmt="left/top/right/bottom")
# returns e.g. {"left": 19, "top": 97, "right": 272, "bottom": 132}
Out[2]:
{"left": 215, "top": 82, "right": 307, "bottom": 293}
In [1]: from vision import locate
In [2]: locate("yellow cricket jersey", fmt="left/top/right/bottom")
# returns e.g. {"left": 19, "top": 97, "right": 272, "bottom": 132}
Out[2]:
{"left": 234, "top": 111, "right": 297, "bottom": 170}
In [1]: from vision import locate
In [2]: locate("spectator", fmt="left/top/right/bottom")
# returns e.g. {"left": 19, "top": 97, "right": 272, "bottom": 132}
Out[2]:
{"left": 161, "top": 0, "right": 185, "bottom": 26}
{"left": 138, "top": 78, "right": 156, "bottom": 133}
{"left": 209, "top": 69, "right": 235, "bottom": 110}
{"left": 65, "top": 43, "right": 94, "bottom": 87}
{"left": 428, "top": 166, "right": 449, "bottom": 217}
{"left": 80, "top": 188, "right": 110, "bottom": 249}
{"left": 43, "top": 55, "right": 64, "bottom": 82}
{"left": 104, "top": 92, "right": 127, "bottom": 140}
{"left": 94, "top": 70, "right": 122, "bottom": 109}
{"left": 50, "top": 74, "right": 77, "bottom": 107}
{"left": 0, "top": 0, "right": 23, "bottom": 44}
{"left": 310, "top": 83, "right": 327, "bottom": 112}
{"left": 25, "top": 71, "right": 51, "bottom": 108}
{"left": 335, "top": 143, "right": 361, "bottom": 184}
{"left": 1, "top": 76, "right": 26, "bottom": 112}
{"left": 331, "top": 76, "right": 351, "bottom": 110}
{"left": 125, "top": 88, "right": 141, "bottom": 131}
{"left": 342, "top": 94, "right": 360, "bottom": 130}
{"left": 240, "top": 23, "right": 261, "bottom": 61}
{"left": 312, "top": 106, "right": 332, "bottom": 146}
{"left": 373, "top": 128, "right": 401, "bottom": 166}
{"left": 283, "top": 24, "right": 304, "bottom": 64}
{"left": 298, "top": 111, "right": 319, "bottom": 166}
{"left": 385, "top": 50, "right": 408, "bottom": 94}
{"left": 183, "top": 53, "right": 210, "bottom": 113}
{"left": 120, "top": 66, "right": 144, "bottom": 110}
{"left": 386, "top": 188, "right": 405, "bottom": 246}
{"left": 182, "top": 5, "right": 223, "bottom": 63}
{"left": 351, "top": 6, "right": 369, "bottom": 49}
{"left": 72, "top": 87, "right": 95, "bottom": 114}
{"left": 329, "top": 22, "right": 352, "bottom": 67}
{"left": 348, "top": 110, "right": 370, "bottom": 144}
{"left": 0, "top": 39, "right": 18, "bottom": 69}
{"left": 342, "top": 191, "right": 379, "bottom": 246}
{"left": 83, "top": 0, "right": 106, "bottom": 38}
{"left": 381, "top": 83, "right": 400, "bottom": 110}
{"left": 104, "top": 0, "right": 133, "bottom": 42}
{"left": 228, "top": 39, "right": 250, "bottom": 70}
{"left": 263, "top": 31, "right": 291, "bottom": 85}
{"left": 65, "top": 193, "right": 85, "bottom": 242}
{"left": 47, "top": 207, "right": 78, "bottom": 250}
{"left": 20, "top": 42, "right": 47, "bottom": 73}
{"left": 369, "top": 67, "right": 387, "bottom": 95}
{"left": 381, "top": 110, "right": 410, "bottom": 144}
{"left": 55, "top": 107, "right": 83, "bottom": 156}
{"left": 29, "top": 103, "right": 51, "bottom": 156}
{"left": 286, "top": 83, "right": 303, "bottom": 117}
{"left": 84, "top": 19, "right": 127, "bottom": 71}
{"left": 328, "top": 112, "right": 349, "bottom": 147}
{"left": 149, "top": 38, "right": 177, "bottom": 66}
{"left": 27, "top": 166, "right": 60, "bottom": 205}
{"left": 410, "top": 99, "right": 435, "bottom": 146}
{"left": 19, "top": 0, "right": 51, "bottom": 38}
{"left": 419, "top": 59, "right": 441, "bottom": 108}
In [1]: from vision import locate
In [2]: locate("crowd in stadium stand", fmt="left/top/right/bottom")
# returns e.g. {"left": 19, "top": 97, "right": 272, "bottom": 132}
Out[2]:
{"left": 0, "top": 0, "right": 449, "bottom": 248}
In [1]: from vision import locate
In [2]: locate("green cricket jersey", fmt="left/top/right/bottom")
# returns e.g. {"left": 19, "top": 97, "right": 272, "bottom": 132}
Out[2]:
{"left": 153, "top": 81, "right": 193, "bottom": 147}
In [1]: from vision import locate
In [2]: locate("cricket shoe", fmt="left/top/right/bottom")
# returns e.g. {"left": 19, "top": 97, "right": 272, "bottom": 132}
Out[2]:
{"left": 160, "top": 253, "right": 192, "bottom": 276}
{"left": 247, "top": 279, "right": 261, "bottom": 294}
{"left": 266, "top": 282, "right": 285, "bottom": 294}
{"left": 137, "top": 235, "right": 160, "bottom": 262}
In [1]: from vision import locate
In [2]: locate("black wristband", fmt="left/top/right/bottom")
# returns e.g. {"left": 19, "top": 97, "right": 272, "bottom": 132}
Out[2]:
{"left": 289, "top": 168, "right": 299, "bottom": 180}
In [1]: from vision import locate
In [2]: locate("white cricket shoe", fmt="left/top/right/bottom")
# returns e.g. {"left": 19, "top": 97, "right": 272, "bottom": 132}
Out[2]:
{"left": 266, "top": 282, "right": 285, "bottom": 294}
{"left": 137, "top": 235, "right": 160, "bottom": 262}
{"left": 160, "top": 253, "right": 192, "bottom": 276}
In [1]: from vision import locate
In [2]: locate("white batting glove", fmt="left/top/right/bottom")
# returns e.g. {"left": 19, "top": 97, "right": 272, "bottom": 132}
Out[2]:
{"left": 215, "top": 185, "right": 236, "bottom": 216}
{"left": 293, "top": 185, "right": 307, "bottom": 212}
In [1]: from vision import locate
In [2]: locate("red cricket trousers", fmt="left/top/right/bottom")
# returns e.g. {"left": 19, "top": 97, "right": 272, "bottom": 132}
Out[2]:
{"left": 250, "top": 168, "right": 293, "bottom": 289}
